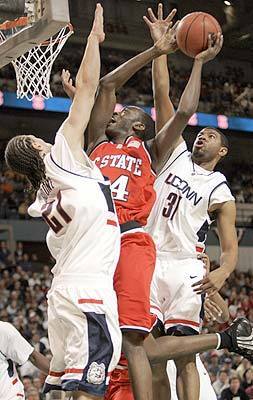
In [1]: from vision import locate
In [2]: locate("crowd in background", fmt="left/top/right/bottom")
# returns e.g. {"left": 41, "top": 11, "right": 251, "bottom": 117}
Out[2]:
{"left": 0, "top": 47, "right": 253, "bottom": 117}
{"left": 0, "top": 161, "right": 253, "bottom": 224}
{"left": 0, "top": 241, "right": 253, "bottom": 399}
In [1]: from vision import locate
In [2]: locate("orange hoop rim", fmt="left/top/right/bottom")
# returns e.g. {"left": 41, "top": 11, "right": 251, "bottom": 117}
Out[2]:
{"left": 41, "top": 23, "right": 73, "bottom": 46}
{"left": 0, "top": 16, "right": 28, "bottom": 31}
{"left": 0, "top": 17, "right": 73, "bottom": 45}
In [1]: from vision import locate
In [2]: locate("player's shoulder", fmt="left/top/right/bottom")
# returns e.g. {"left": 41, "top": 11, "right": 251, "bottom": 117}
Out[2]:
{"left": 89, "top": 139, "right": 110, "bottom": 156}
{"left": 0, "top": 321, "right": 17, "bottom": 336}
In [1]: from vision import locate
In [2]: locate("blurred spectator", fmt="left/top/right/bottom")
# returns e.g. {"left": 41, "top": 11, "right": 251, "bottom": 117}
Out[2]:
{"left": 213, "top": 370, "right": 230, "bottom": 397}
{"left": 242, "top": 369, "right": 253, "bottom": 393}
{"left": 220, "top": 376, "right": 249, "bottom": 399}
{"left": 0, "top": 46, "right": 253, "bottom": 117}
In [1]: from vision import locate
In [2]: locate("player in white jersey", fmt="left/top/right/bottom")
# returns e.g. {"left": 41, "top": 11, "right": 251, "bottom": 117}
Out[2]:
{"left": 0, "top": 321, "right": 49, "bottom": 400}
{"left": 144, "top": 4, "right": 238, "bottom": 400}
{"left": 5, "top": 5, "right": 122, "bottom": 400}
{"left": 166, "top": 254, "right": 230, "bottom": 400}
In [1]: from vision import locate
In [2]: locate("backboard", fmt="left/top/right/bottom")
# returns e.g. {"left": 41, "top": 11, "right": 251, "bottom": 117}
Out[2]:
{"left": 0, "top": 0, "right": 70, "bottom": 68}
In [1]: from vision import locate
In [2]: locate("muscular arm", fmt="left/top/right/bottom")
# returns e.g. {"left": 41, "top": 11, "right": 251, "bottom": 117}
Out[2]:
{"left": 152, "top": 55, "right": 175, "bottom": 134}
{"left": 87, "top": 28, "right": 177, "bottom": 152}
{"left": 29, "top": 350, "right": 50, "bottom": 375}
{"left": 60, "top": 5, "right": 103, "bottom": 162}
{"left": 87, "top": 46, "right": 161, "bottom": 152}
{"left": 150, "top": 58, "right": 203, "bottom": 172}
{"left": 149, "top": 33, "right": 223, "bottom": 173}
{"left": 215, "top": 200, "right": 238, "bottom": 279}
{"left": 193, "top": 201, "right": 237, "bottom": 295}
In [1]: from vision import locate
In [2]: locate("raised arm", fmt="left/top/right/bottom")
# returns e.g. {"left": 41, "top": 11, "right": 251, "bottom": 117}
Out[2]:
{"left": 144, "top": 4, "right": 177, "bottom": 133}
{"left": 149, "top": 33, "right": 223, "bottom": 173}
{"left": 86, "top": 25, "right": 178, "bottom": 152}
{"left": 60, "top": 4, "right": 104, "bottom": 162}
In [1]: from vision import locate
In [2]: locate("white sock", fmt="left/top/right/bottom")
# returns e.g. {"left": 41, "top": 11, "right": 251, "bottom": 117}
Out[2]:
{"left": 215, "top": 333, "right": 221, "bottom": 350}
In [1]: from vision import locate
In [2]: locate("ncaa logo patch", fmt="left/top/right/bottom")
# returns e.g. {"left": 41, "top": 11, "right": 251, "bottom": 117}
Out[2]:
{"left": 87, "top": 362, "right": 106, "bottom": 385}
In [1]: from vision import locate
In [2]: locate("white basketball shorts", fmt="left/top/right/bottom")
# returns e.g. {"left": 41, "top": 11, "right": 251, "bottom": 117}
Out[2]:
{"left": 44, "top": 280, "right": 122, "bottom": 397}
{"left": 150, "top": 255, "right": 205, "bottom": 334}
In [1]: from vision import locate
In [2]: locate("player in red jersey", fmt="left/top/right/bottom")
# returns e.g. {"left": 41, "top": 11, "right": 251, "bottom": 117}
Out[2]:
{"left": 62, "top": 12, "right": 223, "bottom": 399}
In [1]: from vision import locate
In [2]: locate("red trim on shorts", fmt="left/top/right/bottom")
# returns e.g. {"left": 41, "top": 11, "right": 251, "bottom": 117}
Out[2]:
{"left": 196, "top": 246, "right": 204, "bottom": 253}
{"left": 165, "top": 319, "right": 200, "bottom": 328}
{"left": 17, "top": 394, "right": 24, "bottom": 397}
{"left": 107, "top": 219, "right": 117, "bottom": 227}
{"left": 65, "top": 368, "right": 84, "bottom": 374}
{"left": 78, "top": 298, "right": 103, "bottom": 305}
{"left": 49, "top": 371, "right": 65, "bottom": 377}
{"left": 12, "top": 378, "right": 18, "bottom": 385}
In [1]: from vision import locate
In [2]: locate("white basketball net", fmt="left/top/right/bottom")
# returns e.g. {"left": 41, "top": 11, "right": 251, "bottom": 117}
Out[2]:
{"left": 12, "top": 24, "right": 73, "bottom": 101}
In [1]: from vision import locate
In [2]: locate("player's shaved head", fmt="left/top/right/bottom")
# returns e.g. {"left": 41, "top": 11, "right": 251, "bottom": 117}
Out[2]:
{"left": 127, "top": 106, "right": 155, "bottom": 140}
{"left": 105, "top": 106, "right": 155, "bottom": 141}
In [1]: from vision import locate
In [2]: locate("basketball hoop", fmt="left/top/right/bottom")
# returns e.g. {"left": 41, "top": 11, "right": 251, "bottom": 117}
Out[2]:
{"left": 0, "top": 17, "right": 73, "bottom": 100}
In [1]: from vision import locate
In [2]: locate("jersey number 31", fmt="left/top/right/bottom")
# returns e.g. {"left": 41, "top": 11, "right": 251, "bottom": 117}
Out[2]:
{"left": 162, "top": 192, "right": 182, "bottom": 220}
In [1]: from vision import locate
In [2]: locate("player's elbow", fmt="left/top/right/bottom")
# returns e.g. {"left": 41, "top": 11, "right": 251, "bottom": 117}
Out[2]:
{"left": 99, "top": 76, "right": 115, "bottom": 92}
{"left": 176, "top": 108, "right": 193, "bottom": 121}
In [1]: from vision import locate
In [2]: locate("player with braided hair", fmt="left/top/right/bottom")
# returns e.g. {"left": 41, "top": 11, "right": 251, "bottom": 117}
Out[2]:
{"left": 5, "top": 5, "right": 122, "bottom": 400}
{"left": 5, "top": 135, "right": 49, "bottom": 191}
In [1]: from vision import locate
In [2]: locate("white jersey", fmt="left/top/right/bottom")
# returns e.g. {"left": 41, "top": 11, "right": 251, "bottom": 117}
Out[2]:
{"left": 0, "top": 322, "right": 34, "bottom": 400}
{"left": 146, "top": 141, "right": 234, "bottom": 257}
{"left": 29, "top": 132, "right": 120, "bottom": 285}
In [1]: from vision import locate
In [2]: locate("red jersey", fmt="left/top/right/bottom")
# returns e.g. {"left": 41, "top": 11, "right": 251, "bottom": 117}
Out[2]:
{"left": 90, "top": 136, "right": 156, "bottom": 226}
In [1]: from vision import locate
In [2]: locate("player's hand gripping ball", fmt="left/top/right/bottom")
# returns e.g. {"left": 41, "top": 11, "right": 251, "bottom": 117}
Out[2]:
{"left": 176, "top": 12, "right": 222, "bottom": 58}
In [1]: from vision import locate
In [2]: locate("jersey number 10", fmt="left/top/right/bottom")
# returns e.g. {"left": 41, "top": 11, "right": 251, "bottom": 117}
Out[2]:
{"left": 162, "top": 192, "right": 182, "bottom": 220}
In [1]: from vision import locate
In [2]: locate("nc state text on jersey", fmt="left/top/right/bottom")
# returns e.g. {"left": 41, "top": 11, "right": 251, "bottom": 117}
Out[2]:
{"left": 93, "top": 155, "right": 142, "bottom": 176}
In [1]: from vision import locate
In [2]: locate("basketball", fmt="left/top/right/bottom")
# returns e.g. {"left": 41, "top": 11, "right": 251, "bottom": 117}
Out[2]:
{"left": 176, "top": 12, "right": 222, "bottom": 58}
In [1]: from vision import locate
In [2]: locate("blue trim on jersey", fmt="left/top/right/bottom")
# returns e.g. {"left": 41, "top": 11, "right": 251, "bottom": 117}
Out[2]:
{"left": 49, "top": 154, "right": 109, "bottom": 184}
{"left": 61, "top": 312, "right": 113, "bottom": 397}
{"left": 43, "top": 382, "right": 62, "bottom": 393}
{"left": 197, "top": 219, "right": 209, "bottom": 244}
{"left": 158, "top": 149, "right": 188, "bottom": 178}
{"left": 98, "top": 182, "right": 115, "bottom": 213}
{"left": 208, "top": 181, "right": 229, "bottom": 207}
{"left": 166, "top": 325, "right": 199, "bottom": 336}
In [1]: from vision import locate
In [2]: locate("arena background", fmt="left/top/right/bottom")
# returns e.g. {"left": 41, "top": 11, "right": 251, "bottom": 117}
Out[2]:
{"left": 0, "top": 0, "right": 253, "bottom": 399}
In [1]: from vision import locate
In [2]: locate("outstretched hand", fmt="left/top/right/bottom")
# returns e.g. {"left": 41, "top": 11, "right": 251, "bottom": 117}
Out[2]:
{"left": 195, "top": 32, "right": 223, "bottom": 64}
{"left": 192, "top": 267, "right": 228, "bottom": 296}
{"left": 61, "top": 69, "right": 76, "bottom": 100}
{"left": 143, "top": 3, "right": 177, "bottom": 43}
{"left": 90, "top": 3, "right": 105, "bottom": 43}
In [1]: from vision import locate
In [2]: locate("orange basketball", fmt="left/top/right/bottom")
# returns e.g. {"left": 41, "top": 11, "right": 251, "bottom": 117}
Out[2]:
{"left": 176, "top": 12, "right": 222, "bottom": 58}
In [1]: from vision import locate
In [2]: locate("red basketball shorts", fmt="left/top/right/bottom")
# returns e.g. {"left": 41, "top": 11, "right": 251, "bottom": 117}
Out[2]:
{"left": 105, "top": 369, "right": 133, "bottom": 400}
{"left": 113, "top": 231, "right": 157, "bottom": 335}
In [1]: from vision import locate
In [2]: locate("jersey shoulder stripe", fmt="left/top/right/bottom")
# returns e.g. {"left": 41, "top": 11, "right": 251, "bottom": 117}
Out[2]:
{"left": 49, "top": 154, "right": 102, "bottom": 182}
{"left": 208, "top": 180, "right": 231, "bottom": 206}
